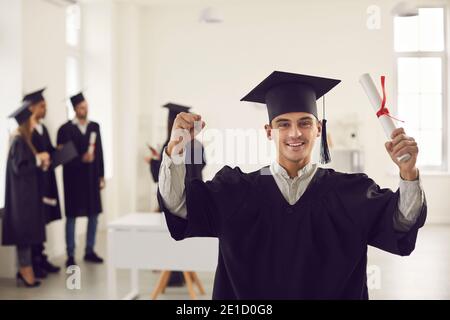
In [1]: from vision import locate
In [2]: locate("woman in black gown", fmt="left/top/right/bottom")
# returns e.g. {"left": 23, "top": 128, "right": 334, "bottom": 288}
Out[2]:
{"left": 2, "top": 102, "right": 51, "bottom": 288}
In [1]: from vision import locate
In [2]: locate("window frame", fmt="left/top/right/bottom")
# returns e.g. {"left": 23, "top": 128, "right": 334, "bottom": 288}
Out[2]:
{"left": 393, "top": 5, "right": 448, "bottom": 172}
{"left": 65, "top": 3, "right": 83, "bottom": 120}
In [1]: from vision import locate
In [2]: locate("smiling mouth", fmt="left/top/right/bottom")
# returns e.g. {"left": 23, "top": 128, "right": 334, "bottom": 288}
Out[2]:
{"left": 285, "top": 142, "right": 306, "bottom": 147}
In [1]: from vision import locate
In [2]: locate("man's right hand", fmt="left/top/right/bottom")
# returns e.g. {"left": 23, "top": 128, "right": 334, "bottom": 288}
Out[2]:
{"left": 82, "top": 152, "right": 95, "bottom": 163}
{"left": 166, "top": 112, "right": 205, "bottom": 157}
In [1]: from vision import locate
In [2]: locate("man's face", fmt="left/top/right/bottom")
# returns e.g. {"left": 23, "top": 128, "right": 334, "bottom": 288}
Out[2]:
{"left": 75, "top": 100, "right": 88, "bottom": 119}
{"left": 30, "top": 100, "right": 47, "bottom": 120}
{"left": 265, "top": 112, "right": 321, "bottom": 164}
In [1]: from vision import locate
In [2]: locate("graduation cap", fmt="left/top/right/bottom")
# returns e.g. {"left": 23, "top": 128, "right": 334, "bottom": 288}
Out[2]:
{"left": 163, "top": 103, "right": 191, "bottom": 120}
{"left": 8, "top": 101, "right": 33, "bottom": 125}
{"left": 240, "top": 71, "right": 341, "bottom": 164}
{"left": 163, "top": 103, "right": 191, "bottom": 114}
{"left": 23, "top": 88, "right": 46, "bottom": 105}
{"left": 70, "top": 92, "right": 86, "bottom": 109}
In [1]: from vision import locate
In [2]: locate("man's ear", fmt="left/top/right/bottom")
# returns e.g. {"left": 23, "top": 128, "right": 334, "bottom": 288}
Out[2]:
{"left": 264, "top": 124, "right": 272, "bottom": 140}
{"left": 317, "top": 120, "right": 322, "bottom": 138}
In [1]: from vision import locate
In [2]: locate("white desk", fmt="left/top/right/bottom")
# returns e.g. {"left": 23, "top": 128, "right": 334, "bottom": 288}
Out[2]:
{"left": 107, "top": 212, "right": 218, "bottom": 299}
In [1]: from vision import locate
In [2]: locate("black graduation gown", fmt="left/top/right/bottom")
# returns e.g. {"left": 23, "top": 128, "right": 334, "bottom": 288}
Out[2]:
{"left": 2, "top": 136, "right": 46, "bottom": 246}
{"left": 32, "top": 125, "right": 62, "bottom": 223}
{"left": 150, "top": 139, "right": 206, "bottom": 183}
{"left": 56, "top": 121, "right": 104, "bottom": 217}
{"left": 158, "top": 166, "right": 427, "bottom": 300}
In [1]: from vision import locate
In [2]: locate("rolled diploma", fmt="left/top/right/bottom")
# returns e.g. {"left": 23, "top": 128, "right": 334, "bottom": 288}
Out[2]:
{"left": 88, "top": 132, "right": 97, "bottom": 155}
{"left": 359, "top": 73, "right": 411, "bottom": 162}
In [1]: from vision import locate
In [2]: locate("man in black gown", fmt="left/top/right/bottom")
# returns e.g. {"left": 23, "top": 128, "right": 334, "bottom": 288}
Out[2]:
{"left": 57, "top": 92, "right": 105, "bottom": 267}
{"left": 25, "top": 88, "right": 62, "bottom": 277}
{"left": 157, "top": 71, "right": 426, "bottom": 299}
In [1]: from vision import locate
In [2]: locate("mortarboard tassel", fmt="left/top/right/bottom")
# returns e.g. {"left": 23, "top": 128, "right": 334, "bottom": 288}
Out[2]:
{"left": 320, "top": 95, "right": 331, "bottom": 164}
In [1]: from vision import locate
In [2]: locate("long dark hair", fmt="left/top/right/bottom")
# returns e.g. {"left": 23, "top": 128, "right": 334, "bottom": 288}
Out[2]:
{"left": 16, "top": 118, "right": 37, "bottom": 155}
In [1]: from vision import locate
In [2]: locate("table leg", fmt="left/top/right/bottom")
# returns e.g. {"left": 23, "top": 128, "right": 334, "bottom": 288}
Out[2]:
{"left": 183, "top": 271, "right": 197, "bottom": 300}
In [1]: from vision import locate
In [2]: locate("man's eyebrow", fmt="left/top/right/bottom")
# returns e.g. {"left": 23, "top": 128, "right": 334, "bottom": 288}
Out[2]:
{"left": 274, "top": 118, "right": 291, "bottom": 123}
{"left": 275, "top": 116, "right": 314, "bottom": 122}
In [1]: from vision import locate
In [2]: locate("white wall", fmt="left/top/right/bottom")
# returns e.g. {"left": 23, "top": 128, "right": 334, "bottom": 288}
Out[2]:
{"left": 114, "top": 2, "right": 141, "bottom": 215}
{"left": 0, "top": 0, "right": 23, "bottom": 209}
{"left": 0, "top": 0, "right": 23, "bottom": 278}
{"left": 81, "top": 0, "right": 117, "bottom": 232}
{"left": 138, "top": 0, "right": 450, "bottom": 223}
{"left": 81, "top": 0, "right": 143, "bottom": 219}
{"left": 22, "top": 0, "right": 69, "bottom": 258}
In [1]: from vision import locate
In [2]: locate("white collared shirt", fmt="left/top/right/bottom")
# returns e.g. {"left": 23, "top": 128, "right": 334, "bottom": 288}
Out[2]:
{"left": 35, "top": 122, "right": 44, "bottom": 136}
{"left": 72, "top": 118, "right": 90, "bottom": 135}
{"left": 269, "top": 161, "right": 318, "bottom": 205}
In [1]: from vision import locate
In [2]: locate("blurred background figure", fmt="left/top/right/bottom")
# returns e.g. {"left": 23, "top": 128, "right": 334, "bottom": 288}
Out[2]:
{"left": 57, "top": 92, "right": 105, "bottom": 267}
{"left": 2, "top": 101, "right": 50, "bottom": 288}
{"left": 26, "top": 88, "right": 62, "bottom": 279}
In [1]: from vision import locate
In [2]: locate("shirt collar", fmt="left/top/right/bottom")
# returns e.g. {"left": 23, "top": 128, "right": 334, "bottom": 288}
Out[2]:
{"left": 35, "top": 122, "right": 44, "bottom": 135}
{"left": 72, "top": 118, "right": 89, "bottom": 126}
{"left": 271, "top": 160, "right": 315, "bottom": 180}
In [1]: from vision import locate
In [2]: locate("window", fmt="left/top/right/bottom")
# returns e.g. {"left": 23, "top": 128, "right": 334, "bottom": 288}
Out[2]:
{"left": 394, "top": 7, "right": 447, "bottom": 171}
{"left": 66, "top": 4, "right": 81, "bottom": 119}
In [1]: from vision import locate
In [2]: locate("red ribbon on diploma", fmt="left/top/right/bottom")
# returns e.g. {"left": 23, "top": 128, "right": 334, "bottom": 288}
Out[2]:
{"left": 376, "top": 76, "right": 404, "bottom": 122}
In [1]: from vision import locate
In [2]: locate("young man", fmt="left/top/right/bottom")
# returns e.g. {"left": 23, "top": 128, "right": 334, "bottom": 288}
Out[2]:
{"left": 57, "top": 92, "right": 105, "bottom": 267}
{"left": 24, "top": 88, "right": 62, "bottom": 277}
{"left": 157, "top": 71, "right": 426, "bottom": 299}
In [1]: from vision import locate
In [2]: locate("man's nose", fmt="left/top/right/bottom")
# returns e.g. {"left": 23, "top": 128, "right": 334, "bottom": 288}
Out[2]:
{"left": 288, "top": 125, "right": 302, "bottom": 138}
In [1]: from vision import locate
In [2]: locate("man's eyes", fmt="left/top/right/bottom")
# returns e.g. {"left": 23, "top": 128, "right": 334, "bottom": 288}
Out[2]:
{"left": 276, "top": 120, "right": 313, "bottom": 128}
{"left": 299, "top": 121, "right": 313, "bottom": 128}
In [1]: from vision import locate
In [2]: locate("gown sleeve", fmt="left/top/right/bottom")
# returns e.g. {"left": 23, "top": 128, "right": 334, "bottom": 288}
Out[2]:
{"left": 150, "top": 159, "right": 162, "bottom": 183}
{"left": 95, "top": 124, "right": 105, "bottom": 178}
{"left": 334, "top": 173, "right": 427, "bottom": 256}
{"left": 158, "top": 165, "right": 249, "bottom": 240}
{"left": 9, "top": 137, "right": 38, "bottom": 177}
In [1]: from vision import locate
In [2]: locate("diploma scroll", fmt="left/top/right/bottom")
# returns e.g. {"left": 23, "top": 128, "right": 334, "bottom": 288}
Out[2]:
{"left": 88, "top": 132, "right": 97, "bottom": 155}
{"left": 359, "top": 73, "right": 411, "bottom": 162}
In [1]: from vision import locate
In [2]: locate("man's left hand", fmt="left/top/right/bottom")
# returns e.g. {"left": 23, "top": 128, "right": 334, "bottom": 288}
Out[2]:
{"left": 385, "top": 127, "right": 419, "bottom": 181}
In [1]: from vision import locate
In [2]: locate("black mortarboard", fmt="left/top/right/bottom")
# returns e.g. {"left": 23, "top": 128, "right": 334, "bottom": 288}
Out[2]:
{"left": 23, "top": 88, "right": 46, "bottom": 105}
{"left": 8, "top": 101, "right": 33, "bottom": 125}
{"left": 163, "top": 103, "right": 191, "bottom": 114}
{"left": 163, "top": 103, "right": 191, "bottom": 121}
{"left": 70, "top": 92, "right": 86, "bottom": 109}
{"left": 240, "top": 71, "right": 341, "bottom": 164}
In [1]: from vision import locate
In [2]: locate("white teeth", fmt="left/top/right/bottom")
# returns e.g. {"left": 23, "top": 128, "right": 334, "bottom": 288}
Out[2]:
{"left": 287, "top": 142, "right": 304, "bottom": 147}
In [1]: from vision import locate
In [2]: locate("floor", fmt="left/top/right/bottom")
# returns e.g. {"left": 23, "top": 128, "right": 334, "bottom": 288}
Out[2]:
{"left": 0, "top": 224, "right": 448, "bottom": 300}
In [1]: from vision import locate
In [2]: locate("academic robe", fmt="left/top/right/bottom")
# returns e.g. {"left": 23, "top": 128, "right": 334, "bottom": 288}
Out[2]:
{"left": 2, "top": 136, "right": 46, "bottom": 246}
{"left": 158, "top": 166, "right": 427, "bottom": 300}
{"left": 32, "top": 125, "right": 62, "bottom": 223}
{"left": 150, "top": 139, "right": 206, "bottom": 183}
{"left": 56, "top": 121, "right": 104, "bottom": 217}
